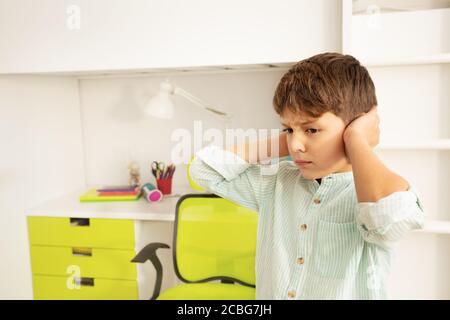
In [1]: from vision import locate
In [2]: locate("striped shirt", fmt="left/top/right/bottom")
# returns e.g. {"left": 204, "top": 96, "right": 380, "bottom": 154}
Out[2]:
{"left": 189, "top": 145, "right": 426, "bottom": 300}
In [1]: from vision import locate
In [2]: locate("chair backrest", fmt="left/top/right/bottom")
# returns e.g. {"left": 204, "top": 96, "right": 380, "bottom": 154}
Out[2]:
{"left": 174, "top": 194, "right": 258, "bottom": 286}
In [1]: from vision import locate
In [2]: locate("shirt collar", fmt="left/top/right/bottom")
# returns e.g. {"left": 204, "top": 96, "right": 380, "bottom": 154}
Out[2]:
{"left": 321, "top": 171, "right": 354, "bottom": 183}
{"left": 304, "top": 171, "right": 354, "bottom": 193}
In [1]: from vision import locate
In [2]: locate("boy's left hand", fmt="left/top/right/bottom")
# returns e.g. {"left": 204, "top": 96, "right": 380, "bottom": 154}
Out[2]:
{"left": 343, "top": 106, "right": 380, "bottom": 148}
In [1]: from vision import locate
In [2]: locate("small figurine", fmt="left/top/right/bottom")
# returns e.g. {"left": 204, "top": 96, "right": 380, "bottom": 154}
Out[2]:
{"left": 128, "top": 161, "right": 141, "bottom": 187}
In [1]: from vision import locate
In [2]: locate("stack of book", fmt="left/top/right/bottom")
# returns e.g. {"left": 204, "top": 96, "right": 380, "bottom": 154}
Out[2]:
{"left": 79, "top": 185, "right": 141, "bottom": 202}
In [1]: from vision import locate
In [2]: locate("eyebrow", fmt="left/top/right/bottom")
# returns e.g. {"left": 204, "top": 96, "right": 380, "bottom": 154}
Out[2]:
{"left": 281, "top": 120, "right": 317, "bottom": 126}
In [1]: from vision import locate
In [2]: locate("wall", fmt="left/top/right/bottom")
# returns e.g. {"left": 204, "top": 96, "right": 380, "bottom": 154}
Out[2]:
{"left": 0, "top": 76, "right": 85, "bottom": 298}
{"left": 78, "top": 69, "right": 286, "bottom": 188}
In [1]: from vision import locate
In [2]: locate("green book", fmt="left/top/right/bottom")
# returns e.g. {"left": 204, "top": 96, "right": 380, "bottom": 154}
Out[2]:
{"left": 79, "top": 188, "right": 141, "bottom": 202}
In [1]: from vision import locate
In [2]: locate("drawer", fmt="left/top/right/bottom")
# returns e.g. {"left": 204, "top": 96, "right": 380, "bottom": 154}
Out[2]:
{"left": 32, "top": 275, "right": 138, "bottom": 300}
{"left": 30, "top": 245, "right": 137, "bottom": 280}
{"left": 28, "top": 217, "right": 135, "bottom": 249}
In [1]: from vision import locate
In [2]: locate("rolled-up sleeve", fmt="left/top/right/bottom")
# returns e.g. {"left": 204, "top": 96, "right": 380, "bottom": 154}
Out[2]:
{"left": 189, "top": 145, "right": 277, "bottom": 212}
{"left": 356, "top": 184, "right": 426, "bottom": 249}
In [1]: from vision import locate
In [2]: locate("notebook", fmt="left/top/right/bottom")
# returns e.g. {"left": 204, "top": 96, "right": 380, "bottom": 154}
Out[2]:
{"left": 79, "top": 188, "right": 141, "bottom": 202}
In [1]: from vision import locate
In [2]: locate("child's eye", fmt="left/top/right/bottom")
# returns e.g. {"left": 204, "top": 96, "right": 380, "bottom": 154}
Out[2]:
{"left": 282, "top": 128, "right": 293, "bottom": 134}
{"left": 306, "top": 128, "right": 319, "bottom": 135}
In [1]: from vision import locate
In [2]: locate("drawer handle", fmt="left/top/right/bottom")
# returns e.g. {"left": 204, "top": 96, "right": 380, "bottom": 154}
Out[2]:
{"left": 74, "top": 277, "right": 95, "bottom": 287}
{"left": 70, "top": 217, "right": 90, "bottom": 227}
{"left": 72, "top": 247, "right": 92, "bottom": 257}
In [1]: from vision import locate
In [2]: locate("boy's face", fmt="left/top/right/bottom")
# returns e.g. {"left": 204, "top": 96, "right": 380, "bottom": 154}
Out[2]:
{"left": 280, "top": 108, "right": 352, "bottom": 180}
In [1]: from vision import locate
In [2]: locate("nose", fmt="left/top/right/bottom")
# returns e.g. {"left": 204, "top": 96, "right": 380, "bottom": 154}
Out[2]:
{"left": 289, "top": 134, "right": 307, "bottom": 153}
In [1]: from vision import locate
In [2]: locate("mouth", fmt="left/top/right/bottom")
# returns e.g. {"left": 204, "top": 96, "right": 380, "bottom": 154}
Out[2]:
{"left": 295, "top": 160, "right": 313, "bottom": 167}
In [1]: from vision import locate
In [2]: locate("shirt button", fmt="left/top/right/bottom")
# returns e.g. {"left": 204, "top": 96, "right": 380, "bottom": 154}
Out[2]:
{"left": 300, "top": 224, "right": 307, "bottom": 231}
{"left": 287, "top": 290, "right": 296, "bottom": 298}
{"left": 314, "top": 198, "right": 321, "bottom": 204}
{"left": 297, "top": 257, "right": 305, "bottom": 265}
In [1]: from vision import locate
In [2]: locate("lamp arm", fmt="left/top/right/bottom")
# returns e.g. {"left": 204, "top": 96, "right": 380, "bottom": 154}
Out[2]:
{"left": 173, "top": 86, "right": 232, "bottom": 122}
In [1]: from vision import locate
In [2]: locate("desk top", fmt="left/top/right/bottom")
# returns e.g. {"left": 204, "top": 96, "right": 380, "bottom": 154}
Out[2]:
{"left": 27, "top": 186, "right": 205, "bottom": 221}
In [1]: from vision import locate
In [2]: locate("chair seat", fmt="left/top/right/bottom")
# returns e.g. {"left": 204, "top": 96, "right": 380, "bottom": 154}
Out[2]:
{"left": 157, "top": 283, "right": 255, "bottom": 300}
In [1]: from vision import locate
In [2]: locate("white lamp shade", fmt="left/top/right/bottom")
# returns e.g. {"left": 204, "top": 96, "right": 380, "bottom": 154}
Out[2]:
{"left": 144, "top": 83, "right": 175, "bottom": 119}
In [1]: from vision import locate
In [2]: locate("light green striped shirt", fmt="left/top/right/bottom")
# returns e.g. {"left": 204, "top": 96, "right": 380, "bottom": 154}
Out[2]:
{"left": 189, "top": 145, "right": 426, "bottom": 300}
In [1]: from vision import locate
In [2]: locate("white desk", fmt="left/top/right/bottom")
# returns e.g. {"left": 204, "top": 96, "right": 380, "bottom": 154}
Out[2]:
{"left": 28, "top": 187, "right": 204, "bottom": 221}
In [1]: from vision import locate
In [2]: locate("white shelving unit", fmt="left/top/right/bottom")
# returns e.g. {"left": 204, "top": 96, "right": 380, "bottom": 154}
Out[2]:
{"left": 0, "top": 0, "right": 340, "bottom": 75}
{"left": 362, "top": 53, "right": 450, "bottom": 67}
{"left": 377, "top": 139, "right": 450, "bottom": 150}
{"left": 415, "top": 220, "right": 450, "bottom": 235}
{"left": 343, "top": 0, "right": 450, "bottom": 299}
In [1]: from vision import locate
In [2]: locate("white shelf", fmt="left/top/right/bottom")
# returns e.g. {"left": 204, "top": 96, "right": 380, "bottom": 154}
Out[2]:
{"left": 353, "top": 0, "right": 450, "bottom": 15}
{"left": 377, "top": 139, "right": 450, "bottom": 150}
{"left": 414, "top": 220, "right": 450, "bottom": 234}
{"left": 71, "top": 63, "right": 293, "bottom": 79}
{"left": 350, "top": 5, "right": 450, "bottom": 63}
{"left": 362, "top": 53, "right": 450, "bottom": 67}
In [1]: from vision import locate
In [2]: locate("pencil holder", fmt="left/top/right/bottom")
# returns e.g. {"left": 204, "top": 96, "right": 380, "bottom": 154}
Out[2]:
{"left": 156, "top": 178, "right": 172, "bottom": 195}
{"left": 142, "top": 183, "right": 163, "bottom": 202}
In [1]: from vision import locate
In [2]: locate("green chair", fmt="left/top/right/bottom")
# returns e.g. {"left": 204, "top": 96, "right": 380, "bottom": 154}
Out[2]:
{"left": 131, "top": 193, "right": 258, "bottom": 300}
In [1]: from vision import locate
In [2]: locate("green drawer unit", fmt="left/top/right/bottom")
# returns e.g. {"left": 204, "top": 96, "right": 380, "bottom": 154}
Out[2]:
{"left": 30, "top": 245, "right": 137, "bottom": 280}
{"left": 32, "top": 275, "right": 138, "bottom": 300}
{"left": 28, "top": 216, "right": 139, "bottom": 300}
{"left": 28, "top": 216, "right": 135, "bottom": 249}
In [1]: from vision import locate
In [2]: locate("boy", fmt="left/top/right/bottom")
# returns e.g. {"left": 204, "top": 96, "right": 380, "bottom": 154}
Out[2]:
{"left": 189, "top": 52, "right": 425, "bottom": 299}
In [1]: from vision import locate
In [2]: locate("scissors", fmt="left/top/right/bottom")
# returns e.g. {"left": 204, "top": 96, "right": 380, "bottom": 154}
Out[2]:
{"left": 151, "top": 161, "right": 166, "bottom": 179}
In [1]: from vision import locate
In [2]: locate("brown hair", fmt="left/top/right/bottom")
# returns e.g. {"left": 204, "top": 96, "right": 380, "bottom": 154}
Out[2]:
{"left": 273, "top": 52, "right": 377, "bottom": 125}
